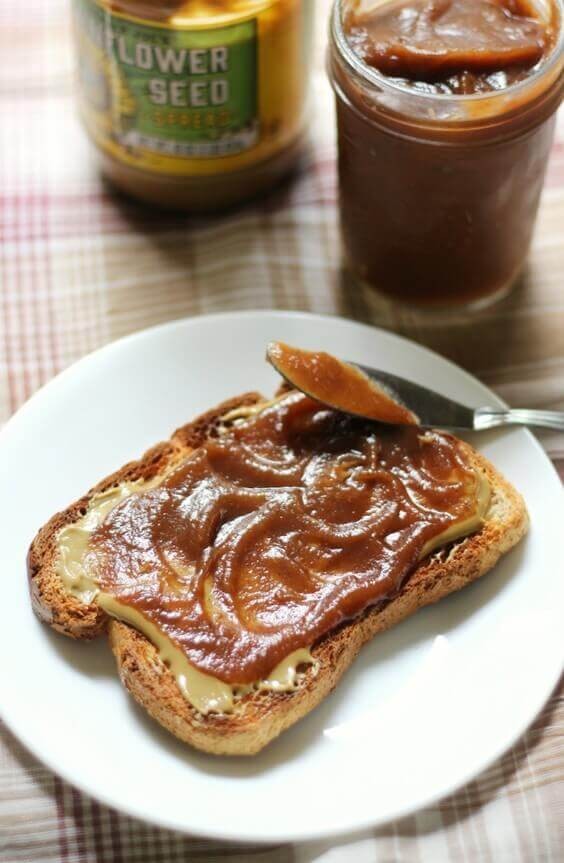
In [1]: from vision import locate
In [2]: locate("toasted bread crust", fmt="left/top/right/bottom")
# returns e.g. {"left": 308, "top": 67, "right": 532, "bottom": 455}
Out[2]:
{"left": 28, "top": 394, "right": 528, "bottom": 755}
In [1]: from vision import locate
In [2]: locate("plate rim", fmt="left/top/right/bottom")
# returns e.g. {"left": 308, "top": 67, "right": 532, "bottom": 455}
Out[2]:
{"left": 0, "top": 309, "right": 562, "bottom": 844}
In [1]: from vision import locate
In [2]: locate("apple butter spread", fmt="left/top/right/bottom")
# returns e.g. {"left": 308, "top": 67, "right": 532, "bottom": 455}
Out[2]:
{"left": 267, "top": 341, "right": 419, "bottom": 424}
{"left": 72, "top": 0, "right": 314, "bottom": 210}
{"left": 329, "top": 0, "right": 563, "bottom": 306}
{"left": 57, "top": 389, "right": 488, "bottom": 705}
{"left": 347, "top": 0, "right": 549, "bottom": 94}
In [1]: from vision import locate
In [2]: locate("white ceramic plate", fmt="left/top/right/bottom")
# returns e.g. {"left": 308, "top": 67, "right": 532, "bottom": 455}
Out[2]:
{"left": 0, "top": 311, "right": 562, "bottom": 843}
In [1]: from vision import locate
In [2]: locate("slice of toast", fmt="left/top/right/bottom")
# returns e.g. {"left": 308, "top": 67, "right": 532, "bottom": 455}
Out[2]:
{"left": 28, "top": 392, "right": 528, "bottom": 755}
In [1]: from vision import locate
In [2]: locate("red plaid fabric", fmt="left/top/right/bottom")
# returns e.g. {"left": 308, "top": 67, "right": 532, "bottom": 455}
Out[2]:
{"left": 1, "top": 1, "right": 563, "bottom": 860}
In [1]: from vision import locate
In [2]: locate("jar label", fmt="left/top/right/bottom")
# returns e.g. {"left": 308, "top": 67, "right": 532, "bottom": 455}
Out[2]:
{"left": 74, "top": 0, "right": 284, "bottom": 175}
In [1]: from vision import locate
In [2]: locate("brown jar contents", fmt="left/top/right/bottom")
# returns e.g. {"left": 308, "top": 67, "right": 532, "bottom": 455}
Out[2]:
{"left": 330, "top": 0, "right": 563, "bottom": 307}
{"left": 349, "top": 0, "right": 548, "bottom": 93}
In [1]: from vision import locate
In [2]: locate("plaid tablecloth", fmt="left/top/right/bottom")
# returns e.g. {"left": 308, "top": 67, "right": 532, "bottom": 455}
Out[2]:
{"left": 1, "top": 1, "right": 563, "bottom": 860}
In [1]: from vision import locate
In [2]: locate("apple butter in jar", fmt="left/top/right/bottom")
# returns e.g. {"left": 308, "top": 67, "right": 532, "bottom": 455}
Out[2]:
{"left": 328, "top": 0, "right": 563, "bottom": 308}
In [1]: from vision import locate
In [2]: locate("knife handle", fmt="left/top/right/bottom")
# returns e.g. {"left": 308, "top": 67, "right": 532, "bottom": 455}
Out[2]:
{"left": 474, "top": 407, "right": 564, "bottom": 432}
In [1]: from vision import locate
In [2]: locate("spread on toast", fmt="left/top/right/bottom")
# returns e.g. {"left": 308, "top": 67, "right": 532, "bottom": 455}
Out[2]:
{"left": 56, "top": 384, "right": 489, "bottom": 713}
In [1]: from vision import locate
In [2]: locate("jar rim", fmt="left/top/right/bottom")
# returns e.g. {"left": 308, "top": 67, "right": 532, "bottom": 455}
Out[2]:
{"left": 331, "top": 0, "right": 564, "bottom": 105}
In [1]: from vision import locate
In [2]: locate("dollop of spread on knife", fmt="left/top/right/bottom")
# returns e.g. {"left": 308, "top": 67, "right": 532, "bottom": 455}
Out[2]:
{"left": 267, "top": 341, "right": 419, "bottom": 424}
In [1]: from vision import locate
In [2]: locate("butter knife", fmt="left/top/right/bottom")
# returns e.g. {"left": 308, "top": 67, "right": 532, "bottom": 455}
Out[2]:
{"left": 268, "top": 344, "right": 564, "bottom": 431}
{"left": 353, "top": 366, "right": 564, "bottom": 431}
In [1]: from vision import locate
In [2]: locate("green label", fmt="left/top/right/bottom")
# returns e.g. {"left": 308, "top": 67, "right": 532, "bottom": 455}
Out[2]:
{"left": 75, "top": 0, "right": 258, "bottom": 158}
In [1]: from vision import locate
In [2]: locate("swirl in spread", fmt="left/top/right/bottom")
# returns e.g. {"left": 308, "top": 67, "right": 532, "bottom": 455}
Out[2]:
{"left": 345, "top": 0, "right": 553, "bottom": 95}
{"left": 82, "top": 392, "right": 485, "bottom": 684}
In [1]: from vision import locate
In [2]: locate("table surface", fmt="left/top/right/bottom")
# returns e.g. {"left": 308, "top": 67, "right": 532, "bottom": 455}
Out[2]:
{"left": 1, "top": 1, "right": 563, "bottom": 861}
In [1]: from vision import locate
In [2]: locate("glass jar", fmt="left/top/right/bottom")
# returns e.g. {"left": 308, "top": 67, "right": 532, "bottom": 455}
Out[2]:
{"left": 328, "top": 0, "right": 564, "bottom": 309}
{"left": 72, "top": 0, "right": 315, "bottom": 210}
